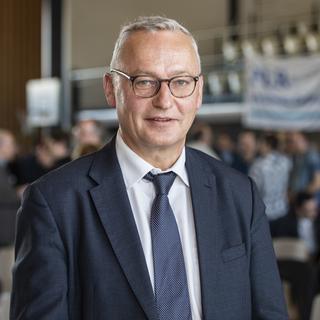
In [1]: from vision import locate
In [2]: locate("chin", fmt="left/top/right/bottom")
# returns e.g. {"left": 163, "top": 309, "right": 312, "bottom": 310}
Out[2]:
{"left": 145, "top": 136, "right": 183, "bottom": 150}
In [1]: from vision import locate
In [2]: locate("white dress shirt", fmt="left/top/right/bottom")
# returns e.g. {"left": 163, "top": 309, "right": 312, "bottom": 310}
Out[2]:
{"left": 116, "top": 132, "right": 202, "bottom": 319}
{"left": 298, "top": 217, "right": 317, "bottom": 255}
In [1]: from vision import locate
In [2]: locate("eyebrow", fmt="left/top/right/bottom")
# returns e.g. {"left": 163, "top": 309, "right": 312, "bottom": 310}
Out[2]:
{"left": 129, "top": 69, "right": 194, "bottom": 77}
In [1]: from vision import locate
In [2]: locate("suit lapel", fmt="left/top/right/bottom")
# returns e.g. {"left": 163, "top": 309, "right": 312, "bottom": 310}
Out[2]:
{"left": 89, "top": 139, "right": 158, "bottom": 320}
{"left": 186, "top": 149, "right": 218, "bottom": 319}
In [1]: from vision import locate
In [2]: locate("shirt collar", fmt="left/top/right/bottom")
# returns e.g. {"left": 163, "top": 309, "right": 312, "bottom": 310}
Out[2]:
{"left": 115, "top": 131, "right": 189, "bottom": 189}
{"left": 298, "top": 217, "right": 313, "bottom": 227}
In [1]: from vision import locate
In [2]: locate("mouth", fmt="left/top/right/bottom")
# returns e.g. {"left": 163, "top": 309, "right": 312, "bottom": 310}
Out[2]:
{"left": 146, "top": 117, "right": 175, "bottom": 122}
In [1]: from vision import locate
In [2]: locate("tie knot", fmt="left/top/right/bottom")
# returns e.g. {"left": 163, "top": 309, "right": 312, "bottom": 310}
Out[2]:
{"left": 144, "top": 171, "right": 176, "bottom": 195}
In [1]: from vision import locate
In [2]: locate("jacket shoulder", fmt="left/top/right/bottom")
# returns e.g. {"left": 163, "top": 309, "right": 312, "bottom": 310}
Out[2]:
{"left": 186, "top": 146, "right": 249, "bottom": 183}
{"left": 32, "top": 148, "right": 102, "bottom": 193}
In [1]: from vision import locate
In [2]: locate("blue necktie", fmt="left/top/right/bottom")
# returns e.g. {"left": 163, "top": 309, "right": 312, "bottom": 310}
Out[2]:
{"left": 145, "top": 171, "right": 192, "bottom": 320}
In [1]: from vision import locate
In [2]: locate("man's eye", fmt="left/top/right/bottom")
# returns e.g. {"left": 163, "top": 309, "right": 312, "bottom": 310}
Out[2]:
{"left": 135, "top": 79, "right": 157, "bottom": 88}
{"left": 172, "top": 78, "right": 191, "bottom": 86}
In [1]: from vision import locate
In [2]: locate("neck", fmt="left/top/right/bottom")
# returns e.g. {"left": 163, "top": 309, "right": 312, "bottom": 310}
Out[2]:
{"left": 120, "top": 133, "right": 184, "bottom": 170}
{"left": 297, "top": 211, "right": 314, "bottom": 221}
{"left": 143, "top": 148, "right": 183, "bottom": 170}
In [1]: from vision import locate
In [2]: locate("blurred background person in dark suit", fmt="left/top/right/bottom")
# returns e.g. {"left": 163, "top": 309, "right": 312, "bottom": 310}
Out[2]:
{"left": 232, "top": 131, "right": 257, "bottom": 175}
{"left": 286, "top": 132, "right": 320, "bottom": 206}
{"left": 271, "top": 191, "right": 320, "bottom": 260}
{"left": 215, "top": 132, "right": 235, "bottom": 165}
{"left": 9, "top": 128, "right": 71, "bottom": 198}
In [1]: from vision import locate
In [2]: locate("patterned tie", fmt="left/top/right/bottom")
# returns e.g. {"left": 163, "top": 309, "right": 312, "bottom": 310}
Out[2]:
{"left": 144, "top": 171, "right": 192, "bottom": 320}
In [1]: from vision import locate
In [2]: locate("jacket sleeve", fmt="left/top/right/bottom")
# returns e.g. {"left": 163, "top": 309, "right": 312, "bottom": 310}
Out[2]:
{"left": 249, "top": 178, "right": 289, "bottom": 320}
{"left": 10, "top": 183, "right": 69, "bottom": 320}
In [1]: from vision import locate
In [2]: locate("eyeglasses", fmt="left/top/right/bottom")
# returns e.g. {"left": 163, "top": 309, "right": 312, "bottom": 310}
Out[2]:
{"left": 110, "top": 68, "right": 201, "bottom": 98}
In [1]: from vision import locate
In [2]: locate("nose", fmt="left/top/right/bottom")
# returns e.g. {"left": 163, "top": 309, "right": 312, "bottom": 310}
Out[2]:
{"left": 152, "top": 81, "right": 173, "bottom": 109}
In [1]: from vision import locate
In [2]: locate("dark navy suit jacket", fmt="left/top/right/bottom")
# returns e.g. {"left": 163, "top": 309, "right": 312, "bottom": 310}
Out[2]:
{"left": 10, "top": 138, "right": 288, "bottom": 319}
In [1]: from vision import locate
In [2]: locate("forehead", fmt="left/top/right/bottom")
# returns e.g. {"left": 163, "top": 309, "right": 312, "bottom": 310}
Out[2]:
{"left": 118, "top": 30, "right": 199, "bottom": 74}
{"left": 240, "top": 133, "right": 255, "bottom": 142}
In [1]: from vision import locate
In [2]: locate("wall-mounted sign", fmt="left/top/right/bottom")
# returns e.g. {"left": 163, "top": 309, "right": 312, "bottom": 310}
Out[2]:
{"left": 244, "top": 55, "right": 320, "bottom": 131}
{"left": 26, "top": 78, "right": 60, "bottom": 127}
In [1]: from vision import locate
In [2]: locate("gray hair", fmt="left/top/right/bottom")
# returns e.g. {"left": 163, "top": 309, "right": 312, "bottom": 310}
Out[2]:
{"left": 109, "top": 16, "right": 201, "bottom": 70}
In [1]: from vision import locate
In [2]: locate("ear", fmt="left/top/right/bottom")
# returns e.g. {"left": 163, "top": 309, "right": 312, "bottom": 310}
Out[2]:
{"left": 103, "top": 73, "right": 116, "bottom": 108}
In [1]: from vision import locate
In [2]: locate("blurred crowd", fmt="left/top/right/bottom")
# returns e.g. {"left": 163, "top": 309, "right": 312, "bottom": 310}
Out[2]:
{"left": 0, "top": 120, "right": 109, "bottom": 246}
{"left": 188, "top": 122, "right": 320, "bottom": 219}
{"left": 0, "top": 119, "right": 320, "bottom": 318}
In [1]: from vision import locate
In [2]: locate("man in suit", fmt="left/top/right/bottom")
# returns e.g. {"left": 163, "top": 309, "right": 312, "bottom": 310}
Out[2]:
{"left": 271, "top": 191, "right": 320, "bottom": 259}
{"left": 11, "top": 16, "right": 288, "bottom": 319}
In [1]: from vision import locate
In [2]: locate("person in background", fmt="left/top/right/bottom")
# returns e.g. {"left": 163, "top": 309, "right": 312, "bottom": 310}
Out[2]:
{"left": 286, "top": 132, "right": 320, "bottom": 202}
{"left": 271, "top": 191, "right": 320, "bottom": 260}
{"left": 71, "top": 119, "right": 106, "bottom": 158}
{"left": 11, "top": 16, "right": 287, "bottom": 319}
{"left": 9, "top": 128, "right": 71, "bottom": 198}
{"left": 215, "top": 132, "right": 235, "bottom": 165}
{"left": 0, "top": 129, "right": 19, "bottom": 247}
{"left": 249, "top": 134, "right": 292, "bottom": 221}
{"left": 232, "top": 131, "right": 257, "bottom": 175}
{"left": 72, "top": 143, "right": 102, "bottom": 159}
{"left": 45, "top": 128, "right": 72, "bottom": 169}
{"left": 187, "top": 121, "right": 219, "bottom": 159}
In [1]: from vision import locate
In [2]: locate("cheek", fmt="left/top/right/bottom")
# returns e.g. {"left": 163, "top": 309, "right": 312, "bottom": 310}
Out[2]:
{"left": 117, "top": 98, "right": 143, "bottom": 130}
{"left": 179, "top": 100, "right": 199, "bottom": 119}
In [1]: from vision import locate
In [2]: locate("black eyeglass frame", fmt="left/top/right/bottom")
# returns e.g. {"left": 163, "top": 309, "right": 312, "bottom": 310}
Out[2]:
{"left": 109, "top": 68, "right": 201, "bottom": 98}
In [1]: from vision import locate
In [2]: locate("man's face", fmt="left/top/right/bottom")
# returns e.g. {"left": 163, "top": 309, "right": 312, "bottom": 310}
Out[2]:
{"left": 105, "top": 30, "right": 203, "bottom": 157}
{"left": 299, "top": 198, "right": 318, "bottom": 220}
{"left": 73, "top": 120, "right": 101, "bottom": 146}
{"left": 286, "top": 132, "right": 307, "bottom": 155}
{"left": 238, "top": 133, "right": 256, "bottom": 157}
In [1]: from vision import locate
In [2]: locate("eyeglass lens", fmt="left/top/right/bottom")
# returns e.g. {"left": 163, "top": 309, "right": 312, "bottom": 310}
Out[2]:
{"left": 133, "top": 76, "right": 197, "bottom": 98}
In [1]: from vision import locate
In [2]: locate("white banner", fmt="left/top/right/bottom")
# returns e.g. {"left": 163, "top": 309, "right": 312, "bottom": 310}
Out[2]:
{"left": 26, "top": 78, "right": 61, "bottom": 127}
{"left": 243, "top": 55, "right": 320, "bottom": 131}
